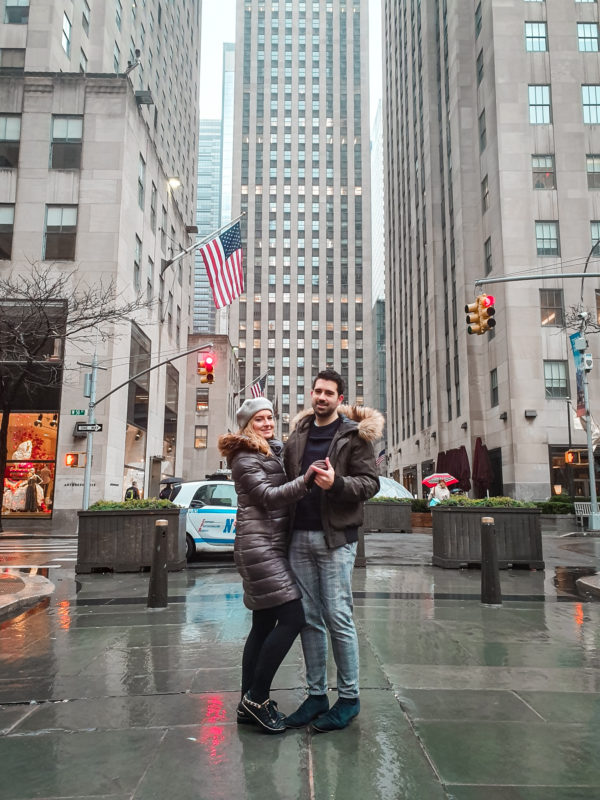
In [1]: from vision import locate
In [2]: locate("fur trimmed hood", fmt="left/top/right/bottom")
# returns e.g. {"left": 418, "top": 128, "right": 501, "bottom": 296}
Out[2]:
{"left": 289, "top": 404, "right": 384, "bottom": 443}
{"left": 218, "top": 432, "right": 282, "bottom": 461}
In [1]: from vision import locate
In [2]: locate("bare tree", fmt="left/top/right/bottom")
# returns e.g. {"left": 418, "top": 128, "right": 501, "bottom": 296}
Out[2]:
{"left": 0, "top": 265, "right": 151, "bottom": 531}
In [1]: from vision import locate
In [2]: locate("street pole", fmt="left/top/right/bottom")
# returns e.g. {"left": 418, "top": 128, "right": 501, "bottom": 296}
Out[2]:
{"left": 82, "top": 352, "right": 97, "bottom": 511}
{"left": 566, "top": 400, "right": 575, "bottom": 499}
{"left": 582, "top": 362, "right": 600, "bottom": 530}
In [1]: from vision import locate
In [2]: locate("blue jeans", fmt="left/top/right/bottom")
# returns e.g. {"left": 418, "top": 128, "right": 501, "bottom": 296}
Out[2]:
{"left": 289, "top": 529, "right": 359, "bottom": 699}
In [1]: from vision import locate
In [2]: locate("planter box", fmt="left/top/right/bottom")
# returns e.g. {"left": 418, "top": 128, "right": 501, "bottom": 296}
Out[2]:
{"left": 411, "top": 511, "right": 432, "bottom": 529}
{"left": 76, "top": 508, "right": 186, "bottom": 573}
{"left": 432, "top": 507, "right": 544, "bottom": 569}
{"left": 363, "top": 502, "right": 411, "bottom": 532}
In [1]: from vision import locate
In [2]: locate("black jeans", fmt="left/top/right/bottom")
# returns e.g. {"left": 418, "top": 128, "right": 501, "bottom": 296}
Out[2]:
{"left": 241, "top": 598, "right": 306, "bottom": 703}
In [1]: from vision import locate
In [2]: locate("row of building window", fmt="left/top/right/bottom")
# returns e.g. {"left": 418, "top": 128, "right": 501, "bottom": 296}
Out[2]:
{"left": 524, "top": 21, "right": 600, "bottom": 52}
{"left": 0, "top": 114, "right": 83, "bottom": 169}
{"left": 0, "top": 204, "right": 77, "bottom": 261}
{"left": 490, "top": 360, "right": 571, "bottom": 407}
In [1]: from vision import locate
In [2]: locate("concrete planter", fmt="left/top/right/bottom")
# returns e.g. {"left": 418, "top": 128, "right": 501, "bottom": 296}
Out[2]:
{"left": 539, "top": 514, "right": 577, "bottom": 534}
{"left": 76, "top": 508, "right": 186, "bottom": 573}
{"left": 363, "top": 502, "right": 411, "bottom": 532}
{"left": 432, "top": 507, "right": 544, "bottom": 569}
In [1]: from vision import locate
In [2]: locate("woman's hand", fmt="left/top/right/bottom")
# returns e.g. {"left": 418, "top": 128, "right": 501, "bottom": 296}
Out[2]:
{"left": 304, "top": 459, "right": 328, "bottom": 486}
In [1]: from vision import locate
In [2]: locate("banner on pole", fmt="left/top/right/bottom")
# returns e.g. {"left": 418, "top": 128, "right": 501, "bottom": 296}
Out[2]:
{"left": 569, "top": 332, "right": 586, "bottom": 418}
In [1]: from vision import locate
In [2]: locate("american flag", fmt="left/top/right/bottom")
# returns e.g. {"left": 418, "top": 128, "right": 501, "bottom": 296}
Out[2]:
{"left": 199, "top": 221, "right": 244, "bottom": 309}
{"left": 250, "top": 375, "right": 266, "bottom": 398}
{"left": 375, "top": 448, "right": 386, "bottom": 467}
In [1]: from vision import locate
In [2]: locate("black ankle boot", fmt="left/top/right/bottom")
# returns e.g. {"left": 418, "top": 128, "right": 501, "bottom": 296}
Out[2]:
{"left": 241, "top": 693, "right": 286, "bottom": 734}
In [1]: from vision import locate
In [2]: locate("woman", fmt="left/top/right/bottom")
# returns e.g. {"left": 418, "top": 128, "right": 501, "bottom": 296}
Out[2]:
{"left": 428, "top": 479, "right": 450, "bottom": 505}
{"left": 218, "top": 397, "right": 324, "bottom": 734}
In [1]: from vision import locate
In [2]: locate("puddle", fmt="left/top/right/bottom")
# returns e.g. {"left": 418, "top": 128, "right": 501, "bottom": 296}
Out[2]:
{"left": 554, "top": 565, "right": 597, "bottom": 595}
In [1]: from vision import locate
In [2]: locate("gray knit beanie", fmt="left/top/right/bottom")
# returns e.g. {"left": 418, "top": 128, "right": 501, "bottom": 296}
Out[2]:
{"left": 236, "top": 397, "right": 274, "bottom": 430}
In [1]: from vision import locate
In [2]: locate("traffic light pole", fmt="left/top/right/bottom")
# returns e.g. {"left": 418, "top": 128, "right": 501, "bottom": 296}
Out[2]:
{"left": 582, "top": 363, "right": 600, "bottom": 530}
{"left": 80, "top": 342, "right": 213, "bottom": 511}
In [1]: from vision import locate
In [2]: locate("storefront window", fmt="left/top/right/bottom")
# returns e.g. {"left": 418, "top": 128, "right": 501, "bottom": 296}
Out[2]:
{"left": 549, "top": 445, "right": 597, "bottom": 498}
{"left": 2, "top": 412, "right": 58, "bottom": 517}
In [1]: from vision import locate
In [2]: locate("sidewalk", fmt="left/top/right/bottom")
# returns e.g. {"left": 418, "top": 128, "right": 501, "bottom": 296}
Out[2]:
{"left": 1, "top": 533, "right": 600, "bottom": 799}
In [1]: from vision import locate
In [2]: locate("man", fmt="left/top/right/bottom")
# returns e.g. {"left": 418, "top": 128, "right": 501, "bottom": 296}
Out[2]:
{"left": 283, "top": 369, "right": 383, "bottom": 732}
{"left": 124, "top": 480, "right": 140, "bottom": 501}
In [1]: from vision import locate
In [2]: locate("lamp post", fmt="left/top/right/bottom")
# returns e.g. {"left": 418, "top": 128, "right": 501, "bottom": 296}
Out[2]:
{"left": 565, "top": 399, "right": 575, "bottom": 499}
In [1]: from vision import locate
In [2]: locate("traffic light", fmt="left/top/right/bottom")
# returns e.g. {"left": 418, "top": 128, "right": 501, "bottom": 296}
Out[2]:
{"left": 465, "top": 294, "right": 496, "bottom": 335}
{"left": 65, "top": 453, "right": 79, "bottom": 467}
{"left": 197, "top": 351, "right": 216, "bottom": 384}
{"left": 565, "top": 450, "right": 575, "bottom": 464}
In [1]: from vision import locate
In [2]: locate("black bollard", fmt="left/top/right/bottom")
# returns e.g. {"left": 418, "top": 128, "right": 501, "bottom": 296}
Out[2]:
{"left": 355, "top": 526, "right": 366, "bottom": 568}
{"left": 481, "top": 515, "right": 502, "bottom": 606}
{"left": 147, "top": 519, "right": 169, "bottom": 609}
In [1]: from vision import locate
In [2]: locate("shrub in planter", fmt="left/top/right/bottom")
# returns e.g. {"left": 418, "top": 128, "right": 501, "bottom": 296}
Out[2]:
{"left": 441, "top": 496, "right": 536, "bottom": 509}
{"left": 534, "top": 496, "right": 575, "bottom": 514}
{"left": 77, "top": 498, "right": 186, "bottom": 573}
{"left": 411, "top": 498, "right": 429, "bottom": 513}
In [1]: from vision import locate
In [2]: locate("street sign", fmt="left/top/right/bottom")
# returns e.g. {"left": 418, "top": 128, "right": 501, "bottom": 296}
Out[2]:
{"left": 70, "top": 409, "right": 85, "bottom": 415}
{"left": 75, "top": 422, "right": 103, "bottom": 433}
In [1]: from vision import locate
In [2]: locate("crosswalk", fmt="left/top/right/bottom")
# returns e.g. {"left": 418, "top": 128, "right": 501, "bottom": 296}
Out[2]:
{"left": 0, "top": 538, "right": 78, "bottom": 568}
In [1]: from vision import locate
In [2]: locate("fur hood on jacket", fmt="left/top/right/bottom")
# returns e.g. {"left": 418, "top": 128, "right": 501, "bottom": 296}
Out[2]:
{"left": 218, "top": 432, "right": 283, "bottom": 462}
{"left": 289, "top": 404, "right": 384, "bottom": 443}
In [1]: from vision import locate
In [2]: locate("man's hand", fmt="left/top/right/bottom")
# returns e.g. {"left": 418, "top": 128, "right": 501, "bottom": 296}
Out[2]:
{"left": 312, "top": 457, "right": 335, "bottom": 490}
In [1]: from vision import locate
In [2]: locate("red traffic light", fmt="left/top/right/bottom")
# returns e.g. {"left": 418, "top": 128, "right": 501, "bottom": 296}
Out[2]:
{"left": 565, "top": 450, "right": 575, "bottom": 464}
{"left": 205, "top": 353, "right": 215, "bottom": 366}
{"left": 65, "top": 453, "right": 79, "bottom": 467}
{"left": 198, "top": 351, "right": 216, "bottom": 384}
{"left": 481, "top": 294, "right": 495, "bottom": 308}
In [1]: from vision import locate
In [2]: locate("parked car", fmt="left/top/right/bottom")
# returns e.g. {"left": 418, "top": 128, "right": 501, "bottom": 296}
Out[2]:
{"left": 171, "top": 480, "right": 238, "bottom": 559}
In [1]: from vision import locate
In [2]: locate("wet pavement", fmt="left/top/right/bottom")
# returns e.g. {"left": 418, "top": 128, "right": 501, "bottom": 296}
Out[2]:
{"left": 0, "top": 533, "right": 600, "bottom": 799}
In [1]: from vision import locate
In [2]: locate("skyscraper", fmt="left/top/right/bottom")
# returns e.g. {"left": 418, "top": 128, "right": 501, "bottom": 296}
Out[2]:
{"left": 383, "top": 0, "right": 600, "bottom": 499}
{"left": 231, "top": 0, "right": 372, "bottom": 436}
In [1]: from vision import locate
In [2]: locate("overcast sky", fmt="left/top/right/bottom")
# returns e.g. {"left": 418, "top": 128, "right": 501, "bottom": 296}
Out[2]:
{"left": 199, "top": 0, "right": 382, "bottom": 129}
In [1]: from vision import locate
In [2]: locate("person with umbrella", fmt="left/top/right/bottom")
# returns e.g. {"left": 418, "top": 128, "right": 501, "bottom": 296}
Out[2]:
{"left": 422, "top": 472, "right": 457, "bottom": 506}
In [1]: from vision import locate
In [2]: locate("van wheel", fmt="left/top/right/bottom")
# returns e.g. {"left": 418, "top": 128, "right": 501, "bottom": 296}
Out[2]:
{"left": 186, "top": 534, "right": 196, "bottom": 561}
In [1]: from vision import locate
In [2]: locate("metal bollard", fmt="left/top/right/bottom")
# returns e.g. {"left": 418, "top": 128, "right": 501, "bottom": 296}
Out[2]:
{"left": 481, "top": 515, "right": 502, "bottom": 606}
{"left": 355, "top": 526, "right": 366, "bottom": 568}
{"left": 147, "top": 519, "right": 169, "bottom": 609}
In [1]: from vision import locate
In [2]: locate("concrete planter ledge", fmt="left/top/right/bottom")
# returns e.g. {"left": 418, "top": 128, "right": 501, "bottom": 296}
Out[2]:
{"left": 432, "top": 506, "right": 544, "bottom": 569}
{"left": 364, "top": 502, "right": 412, "bottom": 532}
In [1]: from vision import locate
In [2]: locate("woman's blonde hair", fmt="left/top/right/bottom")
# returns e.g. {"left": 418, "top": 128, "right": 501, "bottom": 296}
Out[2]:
{"left": 239, "top": 420, "right": 272, "bottom": 456}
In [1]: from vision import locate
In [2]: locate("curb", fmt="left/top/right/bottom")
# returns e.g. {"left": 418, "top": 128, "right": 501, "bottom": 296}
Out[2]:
{"left": 0, "top": 534, "right": 77, "bottom": 539}
{"left": 576, "top": 574, "right": 600, "bottom": 600}
{"left": 0, "top": 574, "right": 55, "bottom": 621}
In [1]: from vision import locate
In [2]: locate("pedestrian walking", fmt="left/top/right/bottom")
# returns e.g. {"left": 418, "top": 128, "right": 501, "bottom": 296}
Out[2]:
{"left": 283, "top": 368, "right": 383, "bottom": 732}
{"left": 124, "top": 481, "right": 140, "bottom": 501}
{"left": 218, "top": 397, "right": 326, "bottom": 734}
{"left": 428, "top": 479, "right": 450, "bottom": 506}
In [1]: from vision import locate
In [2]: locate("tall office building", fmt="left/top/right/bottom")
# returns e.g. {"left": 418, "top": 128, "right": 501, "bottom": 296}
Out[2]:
{"left": 383, "top": 0, "right": 600, "bottom": 499}
{"left": 0, "top": 0, "right": 200, "bottom": 529}
{"left": 370, "top": 100, "right": 386, "bottom": 417}
{"left": 231, "top": 0, "right": 372, "bottom": 436}
{"left": 194, "top": 119, "right": 222, "bottom": 333}
{"left": 221, "top": 43, "right": 236, "bottom": 227}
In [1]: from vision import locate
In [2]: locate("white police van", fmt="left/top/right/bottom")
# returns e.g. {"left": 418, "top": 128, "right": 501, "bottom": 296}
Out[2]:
{"left": 170, "top": 479, "right": 237, "bottom": 559}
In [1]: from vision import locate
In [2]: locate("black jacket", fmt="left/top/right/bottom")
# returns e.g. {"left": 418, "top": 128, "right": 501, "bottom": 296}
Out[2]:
{"left": 218, "top": 434, "right": 307, "bottom": 610}
{"left": 284, "top": 405, "right": 383, "bottom": 548}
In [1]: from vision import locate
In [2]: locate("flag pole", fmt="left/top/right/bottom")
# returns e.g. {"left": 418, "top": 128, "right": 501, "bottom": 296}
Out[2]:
{"left": 161, "top": 211, "right": 246, "bottom": 274}
{"left": 233, "top": 369, "right": 269, "bottom": 399}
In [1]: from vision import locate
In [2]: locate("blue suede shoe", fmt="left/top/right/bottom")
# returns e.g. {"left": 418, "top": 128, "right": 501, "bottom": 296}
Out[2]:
{"left": 284, "top": 694, "right": 329, "bottom": 728}
{"left": 311, "top": 697, "right": 360, "bottom": 732}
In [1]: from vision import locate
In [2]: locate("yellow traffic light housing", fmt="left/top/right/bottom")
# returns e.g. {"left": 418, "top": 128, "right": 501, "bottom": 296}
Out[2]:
{"left": 197, "top": 351, "right": 216, "bottom": 384}
{"left": 466, "top": 299, "right": 481, "bottom": 334}
{"left": 465, "top": 294, "right": 496, "bottom": 335}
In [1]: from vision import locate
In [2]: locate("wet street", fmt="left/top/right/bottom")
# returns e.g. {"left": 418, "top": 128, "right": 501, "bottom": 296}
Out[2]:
{"left": 1, "top": 533, "right": 600, "bottom": 799}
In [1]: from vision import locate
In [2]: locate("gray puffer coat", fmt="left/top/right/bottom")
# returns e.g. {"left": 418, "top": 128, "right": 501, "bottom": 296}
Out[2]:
{"left": 218, "top": 434, "right": 308, "bottom": 611}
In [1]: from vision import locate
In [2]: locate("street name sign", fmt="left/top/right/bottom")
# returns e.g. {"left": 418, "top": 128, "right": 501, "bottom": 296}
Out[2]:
{"left": 71, "top": 409, "right": 86, "bottom": 415}
{"left": 75, "top": 422, "right": 103, "bottom": 433}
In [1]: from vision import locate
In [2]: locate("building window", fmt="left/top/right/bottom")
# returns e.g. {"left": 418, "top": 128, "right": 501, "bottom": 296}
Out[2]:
{"left": 4, "top": 0, "right": 29, "bottom": 25}
{"left": 116, "top": 0, "right": 122, "bottom": 30}
{"left": 544, "top": 360, "right": 569, "bottom": 399}
{"left": 596, "top": 290, "right": 600, "bottom": 324}
{"left": 0, "top": 114, "right": 20, "bottom": 167}
{"left": 147, "top": 256, "right": 153, "bottom": 303}
{"left": 476, "top": 50, "right": 484, "bottom": 84}
{"left": 540, "top": 289, "right": 564, "bottom": 326}
{"left": 0, "top": 48, "right": 25, "bottom": 69}
{"left": 587, "top": 154, "right": 600, "bottom": 188}
{"left": 578, "top": 23, "right": 599, "bottom": 52}
{"left": 478, "top": 109, "right": 486, "bottom": 151}
{"left": 532, "top": 155, "right": 555, "bottom": 189}
{"left": 475, "top": 2, "right": 482, "bottom": 37}
{"left": 196, "top": 388, "right": 209, "bottom": 412}
{"left": 50, "top": 116, "right": 83, "bottom": 169}
{"left": 582, "top": 85, "right": 600, "bottom": 123}
{"left": 490, "top": 368, "right": 498, "bottom": 407}
{"left": 529, "top": 85, "right": 551, "bottom": 123}
{"left": 82, "top": 0, "right": 90, "bottom": 35}
{"left": 138, "top": 155, "right": 145, "bottom": 209}
{"left": 134, "top": 235, "right": 142, "bottom": 292}
{"left": 79, "top": 48, "right": 88, "bottom": 73}
{"left": 481, "top": 175, "right": 489, "bottom": 212}
{"left": 194, "top": 425, "right": 208, "bottom": 449}
{"left": 0, "top": 204, "right": 14, "bottom": 259}
{"left": 150, "top": 182, "right": 157, "bottom": 231}
{"left": 44, "top": 205, "right": 77, "bottom": 260}
{"left": 525, "top": 22, "right": 548, "bottom": 51}
{"left": 535, "top": 221, "right": 560, "bottom": 256}
{"left": 484, "top": 236, "right": 492, "bottom": 274}
{"left": 113, "top": 41, "right": 120, "bottom": 73}
{"left": 62, "top": 12, "right": 71, "bottom": 56}
{"left": 591, "top": 221, "right": 600, "bottom": 255}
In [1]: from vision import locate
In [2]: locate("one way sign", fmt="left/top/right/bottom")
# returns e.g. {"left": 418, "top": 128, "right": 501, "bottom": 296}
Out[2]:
{"left": 75, "top": 422, "right": 103, "bottom": 433}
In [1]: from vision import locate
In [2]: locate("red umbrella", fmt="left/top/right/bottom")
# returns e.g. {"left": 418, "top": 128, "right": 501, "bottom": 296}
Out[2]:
{"left": 422, "top": 472, "right": 459, "bottom": 488}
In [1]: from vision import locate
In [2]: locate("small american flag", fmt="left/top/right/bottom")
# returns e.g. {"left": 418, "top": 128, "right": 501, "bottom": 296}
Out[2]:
{"left": 375, "top": 448, "right": 386, "bottom": 467}
{"left": 199, "top": 221, "right": 244, "bottom": 309}
{"left": 250, "top": 375, "right": 266, "bottom": 398}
